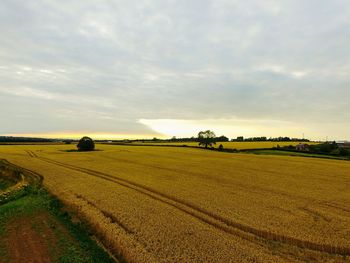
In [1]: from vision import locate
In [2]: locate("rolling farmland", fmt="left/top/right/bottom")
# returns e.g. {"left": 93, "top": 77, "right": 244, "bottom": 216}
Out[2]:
{"left": 0, "top": 144, "right": 349, "bottom": 262}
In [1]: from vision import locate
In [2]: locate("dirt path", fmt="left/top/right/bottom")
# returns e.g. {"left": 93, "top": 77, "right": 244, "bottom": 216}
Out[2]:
{"left": 3, "top": 214, "right": 56, "bottom": 263}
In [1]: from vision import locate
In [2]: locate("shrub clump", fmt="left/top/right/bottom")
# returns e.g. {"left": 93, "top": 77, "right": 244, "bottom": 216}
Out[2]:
{"left": 77, "top": 137, "right": 95, "bottom": 152}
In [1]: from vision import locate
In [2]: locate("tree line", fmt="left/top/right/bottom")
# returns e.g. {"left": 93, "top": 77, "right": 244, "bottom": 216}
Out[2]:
{"left": 233, "top": 136, "right": 309, "bottom": 142}
{"left": 0, "top": 136, "right": 54, "bottom": 143}
{"left": 126, "top": 134, "right": 308, "bottom": 144}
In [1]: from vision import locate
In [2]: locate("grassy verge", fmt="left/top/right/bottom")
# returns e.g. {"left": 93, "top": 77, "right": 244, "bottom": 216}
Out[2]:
{"left": 0, "top": 185, "right": 115, "bottom": 263}
{"left": 0, "top": 178, "right": 15, "bottom": 191}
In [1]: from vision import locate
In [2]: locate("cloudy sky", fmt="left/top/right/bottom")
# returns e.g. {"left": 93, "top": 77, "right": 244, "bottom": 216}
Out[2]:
{"left": 0, "top": 1, "right": 349, "bottom": 140}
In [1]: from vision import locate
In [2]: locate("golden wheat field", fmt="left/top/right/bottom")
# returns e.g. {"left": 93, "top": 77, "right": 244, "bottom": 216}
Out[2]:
{"left": 131, "top": 141, "right": 319, "bottom": 150}
{"left": 0, "top": 144, "right": 349, "bottom": 262}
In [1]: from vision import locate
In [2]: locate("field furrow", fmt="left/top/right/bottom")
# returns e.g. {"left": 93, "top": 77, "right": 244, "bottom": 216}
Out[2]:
{"left": 0, "top": 144, "right": 349, "bottom": 262}
{"left": 30, "top": 154, "right": 350, "bottom": 256}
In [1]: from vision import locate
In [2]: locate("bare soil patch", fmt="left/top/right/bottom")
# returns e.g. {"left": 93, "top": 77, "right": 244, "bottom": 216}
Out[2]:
{"left": 4, "top": 213, "right": 57, "bottom": 263}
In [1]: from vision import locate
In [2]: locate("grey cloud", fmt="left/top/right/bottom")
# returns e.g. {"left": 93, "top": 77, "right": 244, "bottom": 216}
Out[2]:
{"left": 0, "top": 0, "right": 349, "bottom": 138}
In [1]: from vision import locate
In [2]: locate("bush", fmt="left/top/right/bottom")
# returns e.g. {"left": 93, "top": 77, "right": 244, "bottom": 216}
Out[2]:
{"left": 339, "top": 147, "right": 350, "bottom": 156}
{"left": 77, "top": 137, "right": 95, "bottom": 152}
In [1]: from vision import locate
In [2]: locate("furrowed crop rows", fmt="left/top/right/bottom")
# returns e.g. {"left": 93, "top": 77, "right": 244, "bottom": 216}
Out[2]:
{"left": 0, "top": 144, "right": 349, "bottom": 262}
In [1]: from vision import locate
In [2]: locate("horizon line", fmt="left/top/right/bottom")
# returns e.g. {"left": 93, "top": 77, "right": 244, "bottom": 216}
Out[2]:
{"left": 1, "top": 133, "right": 345, "bottom": 142}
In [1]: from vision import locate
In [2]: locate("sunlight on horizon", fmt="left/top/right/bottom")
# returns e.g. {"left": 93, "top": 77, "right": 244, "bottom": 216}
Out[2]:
{"left": 139, "top": 118, "right": 307, "bottom": 139}
{"left": 3, "top": 118, "right": 343, "bottom": 141}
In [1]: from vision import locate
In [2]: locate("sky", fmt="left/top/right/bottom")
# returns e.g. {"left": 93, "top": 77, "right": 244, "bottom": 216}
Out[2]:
{"left": 0, "top": 0, "right": 349, "bottom": 141}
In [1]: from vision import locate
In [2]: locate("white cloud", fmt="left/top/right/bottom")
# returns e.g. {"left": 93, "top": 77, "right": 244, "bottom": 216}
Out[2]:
{"left": 0, "top": 86, "right": 55, "bottom": 100}
{"left": 255, "top": 64, "right": 308, "bottom": 79}
{"left": 0, "top": 86, "right": 117, "bottom": 109}
{"left": 39, "top": 69, "right": 54, "bottom": 74}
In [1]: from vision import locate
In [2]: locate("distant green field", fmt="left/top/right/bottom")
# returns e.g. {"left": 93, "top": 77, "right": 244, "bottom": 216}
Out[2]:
{"left": 246, "top": 149, "right": 349, "bottom": 160}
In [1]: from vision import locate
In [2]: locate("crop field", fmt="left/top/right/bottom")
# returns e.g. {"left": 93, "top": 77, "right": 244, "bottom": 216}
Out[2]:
{"left": 129, "top": 141, "right": 319, "bottom": 150}
{"left": 0, "top": 144, "right": 349, "bottom": 262}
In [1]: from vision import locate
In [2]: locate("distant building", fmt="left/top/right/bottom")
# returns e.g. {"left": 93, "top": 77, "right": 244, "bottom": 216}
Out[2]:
{"left": 296, "top": 143, "right": 310, "bottom": 151}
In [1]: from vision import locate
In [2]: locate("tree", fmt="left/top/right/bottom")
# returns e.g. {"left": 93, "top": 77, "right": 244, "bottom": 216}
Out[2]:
{"left": 198, "top": 130, "right": 216, "bottom": 148}
{"left": 216, "top": 135, "right": 229, "bottom": 142}
{"left": 77, "top": 136, "right": 95, "bottom": 151}
{"left": 339, "top": 147, "right": 349, "bottom": 156}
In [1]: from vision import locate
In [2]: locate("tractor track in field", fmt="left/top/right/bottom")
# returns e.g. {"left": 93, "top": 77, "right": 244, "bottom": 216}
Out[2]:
{"left": 25, "top": 150, "right": 38, "bottom": 158}
{"left": 74, "top": 193, "right": 135, "bottom": 235}
{"left": 33, "top": 154, "right": 350, "bottom": 256}
{"left": 25, "top": 150, "right": 34, "bottom": 158}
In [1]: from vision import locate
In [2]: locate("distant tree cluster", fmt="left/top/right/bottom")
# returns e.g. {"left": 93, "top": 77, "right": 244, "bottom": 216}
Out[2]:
{"left": 309, "top": 142, "right": 349, "bottom": 156}
{"left": 279, "top": 141, "right": 350, "bottom": 157}
{"left": 0, "top": 136, "right": 54, "bottom": 143}
{"left": 93, "top": 134, "right": 309, "bottom": 145}
{"left": 130, "top": 135, "right": 229, "bottom": 144}
{"left": 216, "top": 135, "right": 229, "bottom": 142}
{"left": 239, "top": 136, "right": 268, "bottom": 142}
{"left": 231, "top": 136, "right": 309, "bottom": 142}
{"left": 169, "top": 136, "right": 198, "bottom": 142}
